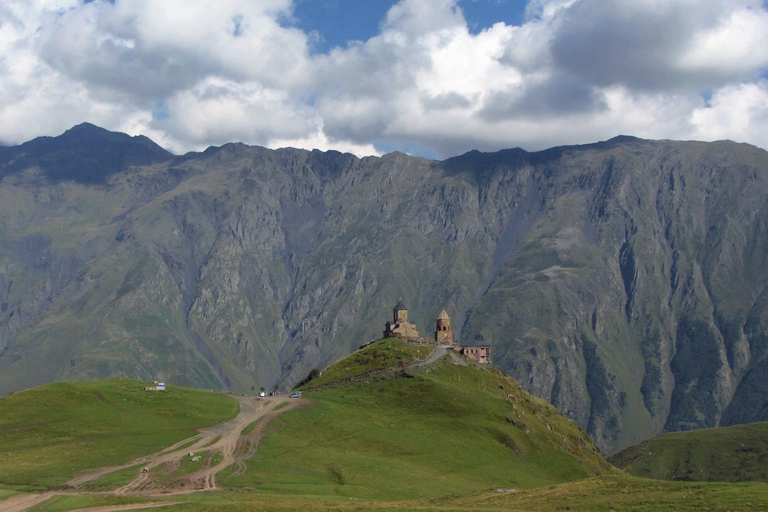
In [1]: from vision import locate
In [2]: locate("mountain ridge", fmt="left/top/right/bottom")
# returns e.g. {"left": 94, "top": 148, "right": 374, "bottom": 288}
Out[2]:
{"left": 1, "top": 125, "right": 768, "bottom": 454}
{"left": 0, "top": 122, "right": 173, "bottom": 183}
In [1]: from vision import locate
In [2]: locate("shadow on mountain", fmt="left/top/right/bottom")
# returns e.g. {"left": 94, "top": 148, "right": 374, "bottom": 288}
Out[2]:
{"left": 0, "top": 123, "right": 173, "bottom": 184}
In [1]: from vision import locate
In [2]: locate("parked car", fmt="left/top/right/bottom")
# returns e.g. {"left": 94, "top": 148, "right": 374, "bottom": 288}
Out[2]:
{"left": 290, "top": 391, "right": 302, "bottom": 398}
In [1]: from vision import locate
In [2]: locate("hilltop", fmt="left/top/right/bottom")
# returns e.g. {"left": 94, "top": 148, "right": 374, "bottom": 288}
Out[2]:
{"left": 609, "top": 420, "right": 768, "bottom": 482}
{"left": 0, "top": 342, "right": 612, "bottom": 509}
{"left": 226, "top": 337, "right": 614, "bottom": 499}
{"left": 4, "top": 124, "right": 768, "bottom": 453}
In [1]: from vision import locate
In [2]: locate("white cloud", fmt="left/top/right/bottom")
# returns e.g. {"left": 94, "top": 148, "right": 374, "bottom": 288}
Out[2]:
{"left": 270, "top": 130, "right": 381, "bottom": 158}
{"left": 38, "top": 0, "right": 311, "bottom": 99}
{"left": 382, "top": 0, "right": 465, "bottom": 37}
{"left": 679, "top": 6, "right": 768, "bottom": 77}
{"left": 157, "top": 77, "right": 317, "bottom": 152}
{"left": 1, "top": 0, "right": 767, "bottom": 158}
{"left": 691, "top": 82, "right": 768, "bottom": 147}
{"left": 0, "top": 2, "right": 135, "bottom": 143}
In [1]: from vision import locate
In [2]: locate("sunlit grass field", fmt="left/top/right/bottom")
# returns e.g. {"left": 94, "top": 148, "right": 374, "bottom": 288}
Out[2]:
{"left": 31, "top": 476, "right": 768, "bottom": 512}
{"left": 302, "top": 337, "right": 432, "bottom": 388}
{"left": 221, "top": 342, "right": 611, "bottom": 501}
{"left": 4, "top": 341, "right": 768, "bottom": 511}
{"left": 0, "top": 377, "right": 238, "bottom": 490}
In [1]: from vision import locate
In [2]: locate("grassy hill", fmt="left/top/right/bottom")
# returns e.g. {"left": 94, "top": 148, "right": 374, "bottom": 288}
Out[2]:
{"left": 220, "top": 338, "right": 613, "bottom": 500}
{"left": 0, "top": 377, "right": 238, "bottom": 491}
{"left": 298, "top": 337, "right": 433, "bottom": 387}
{"left": 609, "top": 421, "right": 768, "bottom": 482}
{"left": 4, "top": 341, "right": 768, "bottom": 511}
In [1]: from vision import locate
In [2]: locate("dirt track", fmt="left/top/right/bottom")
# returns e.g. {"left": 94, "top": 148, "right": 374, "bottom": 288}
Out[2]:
{"left": 0, "top": 395, "right": 304, "bottom": 512}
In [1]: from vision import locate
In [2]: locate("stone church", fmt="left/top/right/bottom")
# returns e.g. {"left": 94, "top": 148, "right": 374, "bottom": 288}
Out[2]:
{"left": 381, "top": 301, "right": 490, "bottom": 363}
{"left": 383, "top": 301, "right": 454, "bottom": 344}
{"left": 383, "top": 300, "right": 421, "bottom": 339}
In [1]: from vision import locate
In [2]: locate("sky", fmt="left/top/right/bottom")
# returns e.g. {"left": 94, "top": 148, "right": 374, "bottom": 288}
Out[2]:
{"left": 1, "top": 0, "right": 768, "bottom": 159}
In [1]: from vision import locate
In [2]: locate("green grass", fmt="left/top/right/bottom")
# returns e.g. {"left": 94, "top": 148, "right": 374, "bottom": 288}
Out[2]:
{"left": 221, "top": 356, "right": 611, "bottom": 500}
{"left": 0, "top": 378, "right": 238, "bottom": 490}
{"left": 303, "top": 338, "right": 432, "bottom": 389}
{"left": 0, "top": 489, "right": 17, "bottom": 501}
{"left": 242, "top": 422, "right": 259, "bottom": 436}
{"left": 609, "top": 421, "right": 768, "bottom": 482}
{"left": 77, "top": 464, "right": 143, "bottom": 491}
{"left": 27, "top": 494, "right": 161, "bottom": 512}
{"left": 442, "top": 475, "right": 768, "bottom": 512}
{"left": 28, "top": 475, "right": 768, "bottom": 511}
{"left": 175, "top": 437, "right": 204, "bottom": 452}
{"left": 5, "top": 350, "right": 768, "bottom": 512}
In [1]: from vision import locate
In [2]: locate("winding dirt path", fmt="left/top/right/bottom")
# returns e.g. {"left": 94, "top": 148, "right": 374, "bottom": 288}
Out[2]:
{"left": 0, "top": 491, "right": 57, "bottom": 512}
{"left": 0, "top": 395, "right": 305, "bottom": 512}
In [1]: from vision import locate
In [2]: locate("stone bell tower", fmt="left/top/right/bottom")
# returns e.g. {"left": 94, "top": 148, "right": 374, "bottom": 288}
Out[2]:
{"left": 435, "top": 308, "right": 453, "bottom": 344}
{"left": 394, "top": 300, "right": 408, "bottom": 323}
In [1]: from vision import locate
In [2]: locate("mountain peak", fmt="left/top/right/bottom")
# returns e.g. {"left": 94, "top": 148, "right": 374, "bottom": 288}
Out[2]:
{"left": 605, "top": 134, "right": 644, "bottom": 144}
{"left": 65, "top": 122, "right": 106, "bottom": 134}
{"left": 0, "top": 123, "right": 173, "bottom": 184}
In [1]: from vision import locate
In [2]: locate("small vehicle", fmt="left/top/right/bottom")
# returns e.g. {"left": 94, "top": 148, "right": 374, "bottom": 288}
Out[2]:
{"left": 290, "top": 391, "right": 302, "bottom": 398}
{"left": 259, "top": 391, "right": 266, "bottom": 398}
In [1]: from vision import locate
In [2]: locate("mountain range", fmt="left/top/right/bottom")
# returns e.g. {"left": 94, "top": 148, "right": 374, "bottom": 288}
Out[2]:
{"left": 2, "top": 123, "right": 768, "bottom": 454}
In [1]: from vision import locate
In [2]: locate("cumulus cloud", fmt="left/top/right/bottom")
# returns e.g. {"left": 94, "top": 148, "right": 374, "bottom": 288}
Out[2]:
{"left": 39, "top": 0, "right": 310, "bottom": 97}
{"left": 550, "top": 0, "right": 768, "bottom": 90}
{"left": 157, "top": 77, "right": 317, "bottom": 149}
{"left": 691, "top": 81, "right": 768, "bottom": 148}
{"left": 0, "top": 0, "right": 767, "bottom": 158}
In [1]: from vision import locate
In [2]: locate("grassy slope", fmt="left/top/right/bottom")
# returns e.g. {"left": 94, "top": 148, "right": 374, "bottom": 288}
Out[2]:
{"left": 443, "top": 475, "right": 768, "bottom": 512}
{"left": 608, "top": 421, "right": 768, "bottom": 482}
{"left": 0, "top": 378, "right": 238, "bottom": 490}
{"left": 221, "top": 339, "right": 612, "bottom": 500}
{"left": 302, "top": 337, "right": 433, "bottom": 387}
{"left": 33, "top": 475, "right": 768, "bottom": 512}
{"left": 6, "top": 342, "right": 768, "bottom": 511}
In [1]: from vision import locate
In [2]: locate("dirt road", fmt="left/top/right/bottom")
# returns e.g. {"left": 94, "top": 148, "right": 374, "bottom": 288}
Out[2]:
{"left": 0, "top": 395, "right": 304, "bottom": 512}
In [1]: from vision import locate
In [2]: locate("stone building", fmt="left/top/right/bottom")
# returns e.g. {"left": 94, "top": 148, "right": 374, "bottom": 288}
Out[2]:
{"left": 434, "top": 308, "right": 453, "bottom": 344}
{"left": 383, "top": 300, "right": 420, "bottom": 339}
{"left": 460, "top": 346, "right": 491, "bottom": 364}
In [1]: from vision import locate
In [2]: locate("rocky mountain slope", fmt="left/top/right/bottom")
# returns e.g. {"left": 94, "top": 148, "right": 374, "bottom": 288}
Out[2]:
{"left": 2, "top": 124, "right": 768, "bottom": 453}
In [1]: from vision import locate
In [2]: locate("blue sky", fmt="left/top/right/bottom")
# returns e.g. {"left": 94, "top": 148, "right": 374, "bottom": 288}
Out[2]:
{"left": 1, "top": 0, "right": 768, "bottom": 158}
{"left": 293, "top": 0, "right": 527, "bottom": 54}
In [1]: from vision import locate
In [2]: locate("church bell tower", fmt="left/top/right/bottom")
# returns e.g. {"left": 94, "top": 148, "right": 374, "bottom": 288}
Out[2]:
{"left": 435, "top": 308, "right": 453, "bottom": 344}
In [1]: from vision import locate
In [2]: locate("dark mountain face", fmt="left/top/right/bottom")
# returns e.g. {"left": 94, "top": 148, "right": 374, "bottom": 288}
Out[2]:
{"left": 1, "top": 126, "right": 768, "bottom": 454}
{"left": 0, "top": 123, "right": 173, "bottom": 183}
